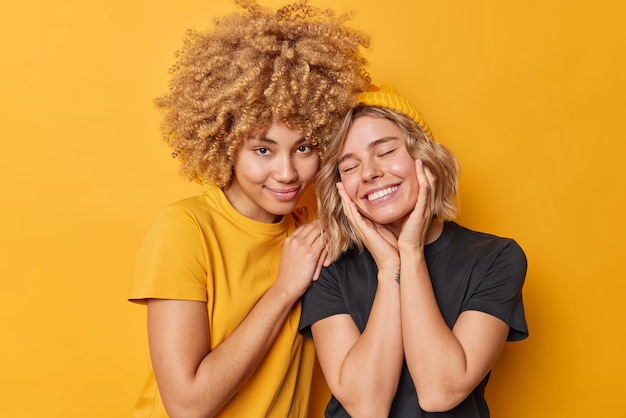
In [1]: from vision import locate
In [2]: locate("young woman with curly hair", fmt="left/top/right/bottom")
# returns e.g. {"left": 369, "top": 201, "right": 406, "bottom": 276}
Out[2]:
{"left": 128, "top": 1, "right": 370, "bottom": 417}
{"left": 299, "top": 85, "right": 528, "bottom": 417}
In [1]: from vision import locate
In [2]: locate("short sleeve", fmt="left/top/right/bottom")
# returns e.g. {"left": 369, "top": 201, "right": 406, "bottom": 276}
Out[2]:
{"left": 299, "top": 265, "right": 349, "bottom": 338}
{"left": 129, "top": 204, "right": 209, "bottom": 303}
{"left": 464, "top": 240, "right": 528, "bottom": 341}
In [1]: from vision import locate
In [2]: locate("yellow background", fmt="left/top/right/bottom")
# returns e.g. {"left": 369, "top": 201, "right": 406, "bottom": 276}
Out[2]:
{"left": 1, "top": 0, "right": 624, "bottom": 417}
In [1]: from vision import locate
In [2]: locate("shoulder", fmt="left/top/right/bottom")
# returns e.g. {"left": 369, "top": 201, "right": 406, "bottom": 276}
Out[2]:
{"left": 170, "top": 186, "right": 222, "bottom": 213}
{"left": 440, "top": 222, "right": 527, "bottom": 287}
{"left": 446, "top": 224, "right": 529, "bottom": 340}
{"left": 308, "top": 247, "right": 373, "bottom": 287}
{"left": 158, "top": 186, "right": 231, "bottom": 226}
{"left": 323, "top": 247, "right": 377, "bottom": 285}
{"left": 141, "top": 190, "right": 228, "bottom": 249}
{"left": 453, "top": 224, "right": 528, "bottom": 292}
{"left": 332, "top": 245, "right": 369, "bottom": 265}
{"left": 449, "top": 222, "right": 526, "bottom": 261}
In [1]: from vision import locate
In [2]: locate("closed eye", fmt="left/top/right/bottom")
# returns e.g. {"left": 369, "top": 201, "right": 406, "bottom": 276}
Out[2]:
{"left": 378, "top": 147, "right": 399, "bottom": 158}
{"left": 338, "top": 162, "right": 359, "bottom": 174}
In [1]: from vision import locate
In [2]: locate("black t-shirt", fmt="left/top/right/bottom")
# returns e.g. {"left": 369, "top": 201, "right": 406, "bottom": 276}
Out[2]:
{"left": 299, "top": 221, "right": 528, "bottom": 417}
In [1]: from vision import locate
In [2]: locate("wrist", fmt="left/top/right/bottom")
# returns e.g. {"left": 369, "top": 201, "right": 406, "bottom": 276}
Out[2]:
{"left": 268, "top": 280, "right": 301, "bottom": 306}
{"left": 398, "top": 243, "right": 425, "bottom": 258}
{"left": 377, "top": 268, "right": 400, "bottom": 284}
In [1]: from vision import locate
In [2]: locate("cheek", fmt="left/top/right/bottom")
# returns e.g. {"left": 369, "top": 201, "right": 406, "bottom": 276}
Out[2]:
{"left": 234, "top": 156, "right": 267, "bottom": 183}
{"left": 298, "top": 158, "right": 320, "bottom": 183}
{"left": 390, "top": 157, "right": 417, "bottom": 178}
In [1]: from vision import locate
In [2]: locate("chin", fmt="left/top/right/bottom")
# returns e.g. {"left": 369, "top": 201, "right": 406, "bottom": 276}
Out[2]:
{"left": 270, "top": 202, "right": 299, "bottom": 216}
{"left": 367, "top": 210, "right": 407, "bottom": 226}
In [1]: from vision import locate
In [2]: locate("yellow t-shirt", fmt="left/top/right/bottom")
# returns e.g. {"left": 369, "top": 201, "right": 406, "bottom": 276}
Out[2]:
{"left": 129, "top": 185, "right": 316, "bottom": 417}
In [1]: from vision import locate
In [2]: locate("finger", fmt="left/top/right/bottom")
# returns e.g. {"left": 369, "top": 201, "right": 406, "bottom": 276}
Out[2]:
{"left": 337, "top": 183, "right": 368, "bottom": 227}
{"left": 336, "top": 183, "right": 361, "bottom": 228}
{"left": 336, "top": 183, "right": 354, "bottom": 215}
{"left": 323, "top": 250, "right": 332, "bottom": 267}
{"left": 423, "top": 166, "right": 437, "bottom": 209}
{"left": 424, "top": 165, "right": 436, "bottom": 187}
{"left": 415, "top": 159, "right": 430, "bottom": 192}
{"left": 299, "top": 221, "right": 325, "bottom": 243}
{"left": 413, "top": 160, "right": 430, "bottom": 216}
{"left": 336, "top": 183, "right": 384, "bottom": 247}
{"left": 312, "top": 247, "right": 328, "bottom": 281}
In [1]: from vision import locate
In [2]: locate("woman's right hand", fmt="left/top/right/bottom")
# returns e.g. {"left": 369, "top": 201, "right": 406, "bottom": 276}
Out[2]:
{"left": 336, "top": 182, "right": 400, "bottom": 274}
{"left": 274, "top": 220, "right": 328, "bottom": 298}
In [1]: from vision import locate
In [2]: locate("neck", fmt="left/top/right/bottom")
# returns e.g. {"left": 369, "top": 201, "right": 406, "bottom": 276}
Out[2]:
{"left": 388, "top": 217, "right": 444, "bottom": 244}
{"left": 425, "top": 217, "right": 444, "bottom": 244}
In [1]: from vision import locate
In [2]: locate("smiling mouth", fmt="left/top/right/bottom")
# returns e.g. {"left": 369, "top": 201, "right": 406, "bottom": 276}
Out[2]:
{"left": 366, "top": 185, "right": 399, "bottom": 201}
{"left": 266, "top": 186, "right": 301, "bottom": 202}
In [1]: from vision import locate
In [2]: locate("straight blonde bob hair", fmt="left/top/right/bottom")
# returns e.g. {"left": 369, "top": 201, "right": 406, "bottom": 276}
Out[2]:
{"left": 316, "top": 104, "right": 460, "bottom": 260}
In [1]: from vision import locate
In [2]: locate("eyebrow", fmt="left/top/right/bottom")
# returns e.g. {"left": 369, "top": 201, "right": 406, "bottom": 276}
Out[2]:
{"left": 337, "top": 136, "right": 400, "bottom": 165}
{"left": 254, "top": 136, "right": 307, "bottom": 145}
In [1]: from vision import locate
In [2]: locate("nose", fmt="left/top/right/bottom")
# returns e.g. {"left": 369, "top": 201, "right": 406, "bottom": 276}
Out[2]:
{"left": 274, "top": 154, "right": 298, "bottom": 183}
{"left": 361, "top": 159, "right": 382, "bottom": 182}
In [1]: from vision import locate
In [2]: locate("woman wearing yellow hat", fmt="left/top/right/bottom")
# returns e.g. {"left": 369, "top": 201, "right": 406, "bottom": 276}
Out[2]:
{"left": 299, "top": 85, "right": 528, "bottom": 417}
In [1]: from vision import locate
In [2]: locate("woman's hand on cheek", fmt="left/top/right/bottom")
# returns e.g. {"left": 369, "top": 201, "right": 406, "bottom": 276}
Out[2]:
{"left": 336, "top": 182, "right": 399, "bottom": 272}
{"left": 336, "top": 182, "right": 363, "bottom": 232}
{"left": 398, "top": 159, "right": 435, "bottom": 249}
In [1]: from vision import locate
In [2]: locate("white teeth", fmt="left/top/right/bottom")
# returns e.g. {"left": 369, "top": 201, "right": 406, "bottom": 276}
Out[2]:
{"left": 367, "top": 186, "right": 398, "bottom": 201}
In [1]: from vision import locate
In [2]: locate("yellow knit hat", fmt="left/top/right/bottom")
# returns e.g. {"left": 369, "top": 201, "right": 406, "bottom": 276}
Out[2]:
{"left": 356, "top": 84, "right": 434, "bottom": 140}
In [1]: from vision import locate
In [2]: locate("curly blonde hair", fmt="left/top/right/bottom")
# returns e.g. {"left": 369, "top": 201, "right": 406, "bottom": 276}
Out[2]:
{"left": 317, "top": 105, "right": 460, "bottom": 260}
{"left": 155, "top": 0, "right": 371, "bottom": 187}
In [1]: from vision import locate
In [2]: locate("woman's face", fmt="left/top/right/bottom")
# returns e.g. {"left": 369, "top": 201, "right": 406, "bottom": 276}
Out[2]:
{"left": 337, "top": 115, "right": 419, "bottom": 230}
{"left": 225, "top": 121, "right": 319, "bottom": 223}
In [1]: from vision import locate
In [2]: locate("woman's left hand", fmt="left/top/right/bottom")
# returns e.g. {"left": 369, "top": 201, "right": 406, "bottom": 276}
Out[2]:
{"left": 398, "top": 159, "right": 437, "bottom": 250}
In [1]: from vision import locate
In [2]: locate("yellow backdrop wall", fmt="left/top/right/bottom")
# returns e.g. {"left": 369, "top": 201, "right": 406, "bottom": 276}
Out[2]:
{"left": 1, "top": 0, "right": 624, "bottom": 417}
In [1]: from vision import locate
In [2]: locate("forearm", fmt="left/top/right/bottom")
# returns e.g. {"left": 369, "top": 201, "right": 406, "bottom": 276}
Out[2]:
{"left": 333, "top": 275, "right": 403, "bottom": 417}
{"left": 399, "top": 249, "right": 470, "bottom": 411}
{"left": 152, "top": 286, "right": 300, "bottom": 418}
